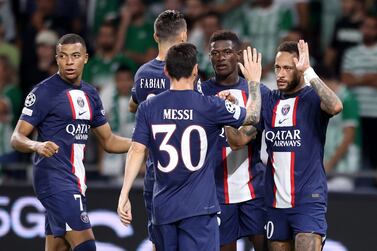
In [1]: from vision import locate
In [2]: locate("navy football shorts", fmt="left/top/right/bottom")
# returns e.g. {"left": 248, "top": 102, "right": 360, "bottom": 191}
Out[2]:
{"left": 154, "top": 214, "right": 219, "bottom": 251}
{"left": 40, "top": 190, "right": 91, "bottom": 237}
{"left": 143, "top": 190, "right": 155, "bottom": 243}
{"left": 218, "top": 197, "right": 266, "bottom": 245}
{"left": 266, "top": 203, "right": 327, "bottom": 241}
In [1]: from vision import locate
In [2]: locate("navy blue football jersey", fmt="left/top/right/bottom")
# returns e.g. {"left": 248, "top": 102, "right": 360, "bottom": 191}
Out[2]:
{"left": 131, "top": 59, "right": 170, "bottom": 193}
{"left": 261, "top": 86, "right": 330, "bottom": 208}
{"left": 201, "top": 78, "right": 269, "bottom": 204}
{"left": 20, "top": 74, "right": 107, "bottom": 199}
{"left": 131, "top": 59, "right": 169, "bottom": 104}
{"left": 133, "top": 89, "right": 246, "bottom": 225}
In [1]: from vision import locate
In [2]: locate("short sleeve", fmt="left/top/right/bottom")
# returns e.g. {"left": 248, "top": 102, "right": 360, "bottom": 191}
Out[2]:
{"left": 194, "top": 79, "right": 204, "bottom": 95}
{"left": 90, "top": 91, "right": 107, "bottom": 128}
{"left": 20, "top": 86, "right": 50, "bottom": 126}
{"left": 131, "top": 86, "right": 139, "bottom": 104}
{"left": 132, "top": 102, "right": 150, "bottom": 147}
{"left": 133, "top": 71, "right": 144, "bottom": 103}
{"left": 258, "top": 84, "right": 272, "bottom": 131}
{"left": 210, "top": 96, "right": 246, "bottom": 128}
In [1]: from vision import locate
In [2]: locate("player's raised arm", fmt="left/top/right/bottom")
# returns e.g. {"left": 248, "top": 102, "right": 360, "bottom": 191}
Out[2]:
{"left": 224, "top": 47, "right": 262, "bottom": 149}
{"left": 238, "top": 46, "right": 262, "bottom": 126}
{"left": 294, "top": 40, "right": 343, "bottom": 115}
{"left": 11, "top": 120, "right": 59, "bottom": 157}
{"left": 117, "top": 142, "right": 148, "bottom": 226}
{"left": 92, "top": 122, "right": 132, "bottom": 153}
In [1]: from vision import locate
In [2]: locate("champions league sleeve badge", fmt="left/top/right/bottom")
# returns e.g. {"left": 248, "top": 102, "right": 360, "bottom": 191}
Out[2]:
{"left": 225, "top": 100, "right": 241, "bottom": 120}
{"left": 24, "top": 93, "right": 36, "bottom": 107}
{"left": 225, "top": 100, "right": 236, "bottom": 113}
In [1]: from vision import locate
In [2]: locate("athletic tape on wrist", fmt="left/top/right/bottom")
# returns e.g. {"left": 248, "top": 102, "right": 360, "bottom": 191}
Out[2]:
{"left": 303, "top": 67, "right": 318, "bottom": 84}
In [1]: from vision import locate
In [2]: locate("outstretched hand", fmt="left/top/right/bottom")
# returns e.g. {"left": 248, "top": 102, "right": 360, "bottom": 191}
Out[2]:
{"left": 238, "top": 46, "right": 262, "bottom": 83}
{"left": 294, "top": 40, "right": 311, "bottom": 73}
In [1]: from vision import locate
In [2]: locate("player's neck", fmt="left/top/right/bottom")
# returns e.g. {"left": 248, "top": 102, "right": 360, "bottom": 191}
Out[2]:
{"left": 170, "top": 77, "right": 195, "bottom": 91}
{"left": 157, "top": 44, "right": 169, "bottom": 61}
{"left": 157, "top": 41, "right": 182, "bottom": 61}
{"left": 214, "top": 72, "right": 239, "bottom": 86}
{"left": 156, "top": 53, "right": 165, "bottom": 61}
{"left": 58, "top": 72, "right": 81, "bottom": 87}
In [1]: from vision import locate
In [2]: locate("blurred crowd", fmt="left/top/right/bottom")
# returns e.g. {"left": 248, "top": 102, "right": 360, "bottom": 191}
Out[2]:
{"left": 0, "top": 0, "right": 376, "bottom": 191}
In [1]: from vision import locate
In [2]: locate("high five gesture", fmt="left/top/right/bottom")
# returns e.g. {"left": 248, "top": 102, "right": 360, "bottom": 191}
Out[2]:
{"left": 294, "top": 40, "right": 310, "bottom": 73}
{"left": 294, "top": 40, "right": 343, "bottom": 115}
{"left": 238, "top": 46, "right": 262, "bottom": 126}
{"left": 238, "top": 46, "right": 262, "bottom": 83}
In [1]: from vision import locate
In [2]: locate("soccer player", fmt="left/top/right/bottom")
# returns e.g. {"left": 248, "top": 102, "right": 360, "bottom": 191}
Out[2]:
{"left": 127, "top": 10, "right": 187, "bottom": 247}
{"left": 128, "top": 10, "right": 187, "bottom": 113}
{"left": 10, "top": 34, "right": 131, "bottom": 251}
{"left": 117, "top": 42, "right": 262, "bottom": 251}
{"left": 227, "top": 40, "right": 343, "bottom": 251}
{"left": 200, "top": 30, "right": 268, "bottom": 251}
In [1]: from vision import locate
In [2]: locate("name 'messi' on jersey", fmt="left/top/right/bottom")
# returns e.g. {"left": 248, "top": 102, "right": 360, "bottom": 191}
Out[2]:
{"left": 163, "top": 109, "right": 193, "bottom": 120}
{"left": 265, "top": 129, "right": 302, "bottom": 147}
{"left": 140, "top": 78, "right": 166, "bottom": 89}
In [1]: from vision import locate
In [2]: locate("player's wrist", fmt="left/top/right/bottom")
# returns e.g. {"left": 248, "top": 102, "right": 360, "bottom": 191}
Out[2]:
{"left": 303, "top": 67, "right": 318, "bottom": 84}
{"left": 247, "top": 80, "right": 260, "bottom": 87}
{"left": 31, "top": 141, "right": 40, "bottom": 153}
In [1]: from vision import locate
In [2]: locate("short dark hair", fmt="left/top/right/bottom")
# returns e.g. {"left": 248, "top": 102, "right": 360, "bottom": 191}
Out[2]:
{"left": 209, "top": 30, "right": 242, "bottom": 50}
{"left": 154, "top": 10, "right": 187, "bottom": 42}
{"left": 56, "top": 33, "right": 87, "bottom": 52}
{"left": 277, "top": 41, "right": 299, "bottom": 56}
{"left": 165, "top": 43, "right": 197, "bottom": 80}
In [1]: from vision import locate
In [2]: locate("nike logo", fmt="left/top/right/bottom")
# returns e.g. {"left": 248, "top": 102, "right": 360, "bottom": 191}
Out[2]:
{"left": 78, "top": 111, "right": 87, "bottom": 116}
{"left": 278, "top": 118, "right": 288, "bottom": 124}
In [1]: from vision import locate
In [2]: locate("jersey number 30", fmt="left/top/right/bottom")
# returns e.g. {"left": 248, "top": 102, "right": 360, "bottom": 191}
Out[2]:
{"left": 152, "top": 124, "right": 208, "bottom": 173}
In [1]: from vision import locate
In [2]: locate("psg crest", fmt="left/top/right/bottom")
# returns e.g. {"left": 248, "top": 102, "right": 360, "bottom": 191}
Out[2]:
{"left": 281, "top": 104, "right": 290, "bottom": 116}
{"left": 80, "top": 212, "right": 90, "bottom": 223}
{"left": 77, "top": 97, "right": 85, "bottom": 108}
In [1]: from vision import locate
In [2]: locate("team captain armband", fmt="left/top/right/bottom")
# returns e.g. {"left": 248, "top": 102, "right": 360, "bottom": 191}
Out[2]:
{"left": 303, "top": 67, "right": 319, "bottom": 84}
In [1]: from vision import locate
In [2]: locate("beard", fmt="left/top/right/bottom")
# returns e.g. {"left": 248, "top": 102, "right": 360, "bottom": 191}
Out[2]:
{"left": 284, "top": 75, "right": 301, "bottom": 93}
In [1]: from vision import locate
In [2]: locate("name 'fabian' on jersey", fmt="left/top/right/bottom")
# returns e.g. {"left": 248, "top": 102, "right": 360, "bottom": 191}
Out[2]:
{"left": 140, "top": 78, "right": 166, "bottom": 89}
{"left": 163, "top": 109, "right": 193, "bottom": 120}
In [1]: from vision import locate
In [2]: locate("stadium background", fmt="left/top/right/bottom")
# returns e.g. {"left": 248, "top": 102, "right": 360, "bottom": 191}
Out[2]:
{"left": 0, "top": 0, "right": 377, "bottom": 250}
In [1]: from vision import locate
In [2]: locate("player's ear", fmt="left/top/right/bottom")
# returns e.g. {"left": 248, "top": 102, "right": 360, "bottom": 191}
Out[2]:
{"left": 163, "top": 65, "right": 170, "bottom": 78}
{"left": 84, "top": 53, "right": 88, "bottom": 64}
{"left": 180, "top": 30, "right": 187, "bottom": 43}
{"left": 153, "top": 32, "right": 159, "bottom": 43}
{"left": 192, "top": 64, "right": 198, "bottom": 77}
